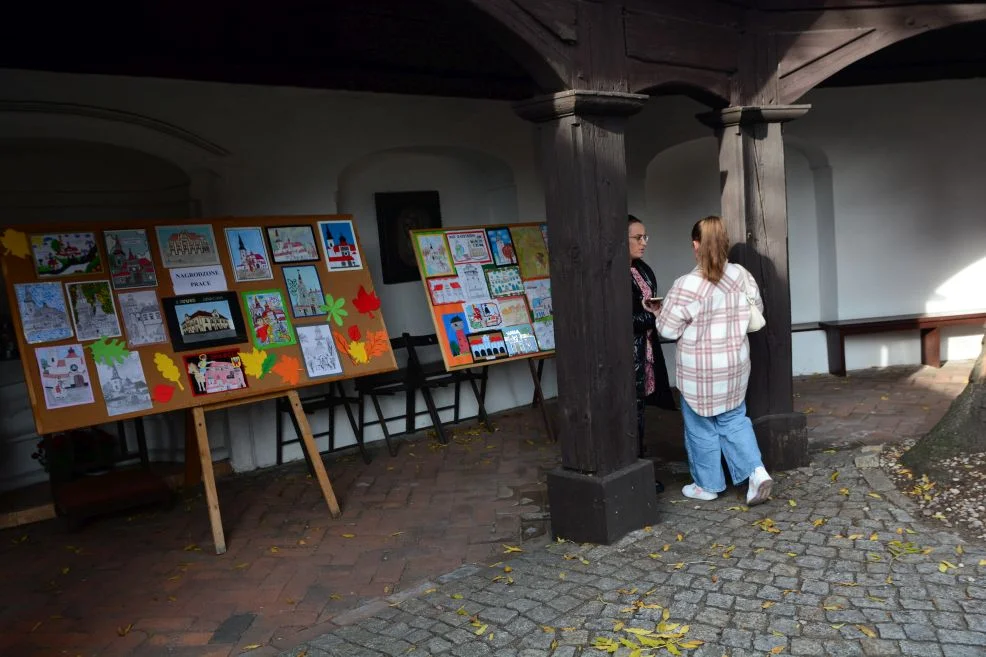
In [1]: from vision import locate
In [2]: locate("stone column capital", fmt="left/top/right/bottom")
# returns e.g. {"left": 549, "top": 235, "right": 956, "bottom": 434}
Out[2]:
{"left": 513, "top": 90, "right": 648, "bottom": 123}
{"left": 697, "top": 104, "right": 811, "bottom": 129}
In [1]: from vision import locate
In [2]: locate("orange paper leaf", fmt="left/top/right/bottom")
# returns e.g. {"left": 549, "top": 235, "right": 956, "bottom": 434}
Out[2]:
{"left": 272, "top": 355, "right": 302, "bottom": 385}
{"left": 366, "top": 330, "right": 390, "bottom": 358}
{"left": 333, "top": 330, "right": 353, "bottom": 365}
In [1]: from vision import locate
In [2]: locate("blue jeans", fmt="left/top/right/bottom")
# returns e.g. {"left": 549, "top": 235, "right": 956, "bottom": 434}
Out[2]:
{"left": 680, "top": 398, "right": 764, "bottom": 493}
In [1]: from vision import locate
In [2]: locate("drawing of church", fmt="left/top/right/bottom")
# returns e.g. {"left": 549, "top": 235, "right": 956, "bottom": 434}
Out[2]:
{"left": 291, "top": 270, "right": 322, "bottom": 316}
{"left": 235, "top": 235, "right": 269, "bottom": 277}
{"left": 324, "top": 232, "right": 360, "bottom": 269}
{"left": 109, "top": 236, "right": 156, "bottom": 287}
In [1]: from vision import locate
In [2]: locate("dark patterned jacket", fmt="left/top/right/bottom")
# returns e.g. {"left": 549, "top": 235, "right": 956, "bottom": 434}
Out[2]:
{"left": 631, "top": 259, "right": 675, "bottom": 408}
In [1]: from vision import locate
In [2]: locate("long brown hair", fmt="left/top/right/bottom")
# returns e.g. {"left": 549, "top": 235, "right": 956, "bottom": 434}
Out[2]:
{"left": 691, "top": 215, "right": 729, "bottom": 284}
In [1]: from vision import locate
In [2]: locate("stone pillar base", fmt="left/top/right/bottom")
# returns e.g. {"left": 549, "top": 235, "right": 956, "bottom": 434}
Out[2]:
{"left": 753, "top": 412, "right": 809, "bottom": 472}
{"left": 546, "top": 459, "right": 658, "bottom": 545}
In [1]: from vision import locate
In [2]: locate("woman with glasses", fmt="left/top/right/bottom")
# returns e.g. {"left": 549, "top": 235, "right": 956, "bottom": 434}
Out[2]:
{"left": 629, "top": 215, "right": 677, "bottom": 493}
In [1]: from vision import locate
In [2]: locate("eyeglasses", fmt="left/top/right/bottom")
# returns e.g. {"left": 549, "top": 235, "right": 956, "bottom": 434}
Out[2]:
{"left": 630, "top": 234, "right": 649, "bottom": 244}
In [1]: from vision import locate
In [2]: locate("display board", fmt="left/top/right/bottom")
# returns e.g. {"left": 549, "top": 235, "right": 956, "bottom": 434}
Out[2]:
{"left": 0, "top": 215, "right": 397, "bottom": 435}
{"left": 410, "top": 222, "right": 554, "bottom": 371}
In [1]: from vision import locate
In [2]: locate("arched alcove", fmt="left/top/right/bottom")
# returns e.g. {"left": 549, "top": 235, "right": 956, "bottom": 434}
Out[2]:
{"left": 0, "top": 139, "right": 205, "bottom": 492}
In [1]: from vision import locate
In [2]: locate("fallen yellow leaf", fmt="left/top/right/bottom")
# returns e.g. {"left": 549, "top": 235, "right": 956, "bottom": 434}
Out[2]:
{"left": 117, "top": 624, "right": 133, "bottom": 637}
{"left": 341, "top": 533, "right": 355, "bottom": 539}
{"left": 856, "top": 625, "right": 877, "bottom": 638}
{"left": 788, "top": 499, "right": 797, "bottom": 507}
{"left": 502, "top": 544, "right": 523, "bottom": 553}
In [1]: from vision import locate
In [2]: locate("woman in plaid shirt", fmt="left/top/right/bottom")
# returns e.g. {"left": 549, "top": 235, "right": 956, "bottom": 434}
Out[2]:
{"left": 646, "top": 216, "right": 773, "bottom": 506}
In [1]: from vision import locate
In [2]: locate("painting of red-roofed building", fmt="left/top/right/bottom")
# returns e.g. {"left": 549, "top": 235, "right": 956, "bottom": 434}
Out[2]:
{"left": 155, "top": 224, "right": 220, "bottom": 268}
{"left": 105, "top": 229, "right": 158, "bottom": 290}
{"left": 318, "top": 220, "right": 363, "bottom": 271}
{"left": 427, "top": 276, "right": 466, "bottom": 305}
{"left": 243, "top": 290, "right": 296, "bottom": 349}
{"left": 35, "top": 343, "right": 95, "bottom": 409}
{"left": 266, "top": 225, "right": 320, "bottom": 263}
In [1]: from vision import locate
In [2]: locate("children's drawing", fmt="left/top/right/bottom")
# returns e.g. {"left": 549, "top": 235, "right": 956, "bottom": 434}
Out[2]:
{"left": 266, "top": 225, "right": 320, "bottom": 263}
{"left": 523, "top": 278, "right": 553, "bottom": 320}
{"left": 439, "top": 307, "right": 474, "bottom": 366}
{"left": 445, "top": 229, "right": 492, "bottom": 266}
{"left": 105, "top": 229, "right": 157, "bottom": 289}
{"left": 66, "top": 280, "right": 122, "bottom": 342}
{"left": 184, "top": 350, "right": 248, "bottom": 396}
{"left": 427, "top": 276, "right": 466, "bottom": 306}
{"left": 318, "top": 220, "right": 364, "bottom": 271}
{"left": 31, "top": 232, "right": 102, "bottom": 277}
{"left": 540, "top": 223, "right": 548, "bottom": 253}
{"left": 533, "top": 318, "right": 555, "bottom": 351}
{"left": 486, "top": 227, "right": 518, "bottom": 266}
{"left": 415, "top": 232, "right": 454, "bottom": 278}
{"left": 468, "top": 331, "right": 508, "bottom": 362}
{"left": 297, "top": 324, "right": 344, "bottom": 378}
{"left": 502, "top": 324, "right": 540, "bottom": 356}
{"left": 283, "top": 265, "right": 326, "bottom": 318}
{"left": 164, "top": 293, "right": 246, "bottom": 352}
{"left": 455, "top": 264, "right": 491, "bottom": 302}
{"left": 243, "top": 290, "right": 296, "bottom": 349}
{"left": 510, "top": 225, "right": 550, "bottom": 280}
{"left": 36, "top": 343, "right": 95, "bottom": 409}
{"left": 118, "top": 290, "right": 167, "bottom": 347}
{"left": 464, "top": 301, "right": 502, "bottom": 332}
{"left": 483, "top": 265, "right": 524, "bottom": 298}
{"left": 496, "top": 296, "right": 531, "bottom": 327}
{"left": 225, "top": 227, "right": 273, "bottom": 282}
{"left": 155, "top": 224, "right": 220, "bottom": 268}
{"left": 15, "top": 282, "right": 74, "bottom": 344}
{"left": 95, "top": 351, "right": 153, "bottom": 416}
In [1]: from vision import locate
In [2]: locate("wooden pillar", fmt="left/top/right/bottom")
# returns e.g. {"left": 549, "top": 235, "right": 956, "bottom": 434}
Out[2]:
{"left": 699, "top": 105, "right": 812, "bottom": 471}
{"left": 514, "top": 90, "right": 658, "bottom": 544}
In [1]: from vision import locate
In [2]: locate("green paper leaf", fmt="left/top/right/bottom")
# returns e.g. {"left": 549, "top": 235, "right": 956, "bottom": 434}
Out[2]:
{"left": 320, "top": 294, "right": 349, "bottom": 327}
{"left": 261, "top": 350, "right": 278, "bottom": 377}
{"left": 88, "top": 337, "right": 130, "bottom": 366}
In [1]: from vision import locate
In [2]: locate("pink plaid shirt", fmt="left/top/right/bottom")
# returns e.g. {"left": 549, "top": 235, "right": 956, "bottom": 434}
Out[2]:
{"left": 654, "top": 262, "right": 763, "bottom": 417}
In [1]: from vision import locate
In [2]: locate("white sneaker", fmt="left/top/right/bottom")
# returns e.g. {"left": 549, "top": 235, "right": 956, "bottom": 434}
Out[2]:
{"left": 682, "top": 483, "right": 718, "bottom": 501}
{"left": 746, "top": 466, "right": 773, "bottom": 506}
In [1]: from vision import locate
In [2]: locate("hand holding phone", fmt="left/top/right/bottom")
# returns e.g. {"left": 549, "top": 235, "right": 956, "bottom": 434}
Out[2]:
{"left": 643, "top": 296, "right": 663, "bottom": 312}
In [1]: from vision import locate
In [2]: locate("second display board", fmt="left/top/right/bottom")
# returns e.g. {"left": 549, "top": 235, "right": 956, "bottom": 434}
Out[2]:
{"left": 410, "top": 222, "right": 554, "bottom": 371}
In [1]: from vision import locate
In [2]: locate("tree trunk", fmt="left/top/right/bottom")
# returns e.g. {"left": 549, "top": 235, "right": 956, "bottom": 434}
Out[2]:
{"left": 901, "top": 323, "right": 986, "bottom": 476}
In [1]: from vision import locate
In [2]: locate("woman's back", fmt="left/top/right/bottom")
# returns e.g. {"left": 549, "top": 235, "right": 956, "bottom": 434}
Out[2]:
{"left": 656, "top": 262, "right": 760, "bottom": 417}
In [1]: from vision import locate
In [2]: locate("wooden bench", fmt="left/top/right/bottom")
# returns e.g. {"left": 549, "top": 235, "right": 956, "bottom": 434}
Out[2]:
{"left": 815, "top": 311, "right": 986, "bottom": 376}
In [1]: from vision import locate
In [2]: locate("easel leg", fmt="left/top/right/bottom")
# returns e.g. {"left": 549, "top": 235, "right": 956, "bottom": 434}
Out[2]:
{"left": 192, "top": 407, "right": 226, "bottom": 555}
{"left": 184, "top": 409, "right": 202, "bottom": 487}
{"left": 528, "top": 359, "right": 555, "bottom": 442}
{"left": 287, "top": 390, "right": 341, "bottom": 518}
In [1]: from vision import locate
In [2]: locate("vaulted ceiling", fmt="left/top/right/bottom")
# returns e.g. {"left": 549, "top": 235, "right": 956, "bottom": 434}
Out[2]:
{"left": 0, "top": 0, "right": 983, "bottom": 101}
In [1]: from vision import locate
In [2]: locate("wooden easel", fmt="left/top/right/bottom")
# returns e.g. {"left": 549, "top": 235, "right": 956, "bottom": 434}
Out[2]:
{"left": 184, "top": 389, "right": 340, "bottom": 554}
{"left": 528, "top": 355, "right": 555, "bottom": 443}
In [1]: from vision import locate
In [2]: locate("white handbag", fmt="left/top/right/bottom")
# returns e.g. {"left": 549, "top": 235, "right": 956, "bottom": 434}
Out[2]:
{"left": 742, "top": 270, "right": 766, "bottom": 333}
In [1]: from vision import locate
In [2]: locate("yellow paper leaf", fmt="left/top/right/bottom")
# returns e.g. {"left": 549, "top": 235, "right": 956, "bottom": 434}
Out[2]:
{"left": 153, "top": 353, "right": 185, "bottom": 391}
{"left": 1, "top": 229, "right": 30, "bottom": 258}
{"left": 347, "top": 340, "right": 369, "bottom": 364}
{"left": 239, "top": 347, "right": 270, "bottom": 379}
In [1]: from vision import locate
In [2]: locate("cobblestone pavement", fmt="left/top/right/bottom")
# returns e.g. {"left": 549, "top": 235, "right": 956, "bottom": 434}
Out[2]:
{"left": 0, "top": 360, "right": 976, "bottom": 656}
{"left": 276, "top": 447, "right": 986, "bottom": 657}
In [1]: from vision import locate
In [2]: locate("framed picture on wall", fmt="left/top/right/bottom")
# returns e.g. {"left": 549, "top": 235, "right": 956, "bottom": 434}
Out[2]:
{"left": 374, "top": 190, "right": 442, "bottom": 284}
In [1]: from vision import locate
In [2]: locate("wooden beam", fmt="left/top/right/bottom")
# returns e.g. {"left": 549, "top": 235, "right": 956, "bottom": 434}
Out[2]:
{"left": 624, "top": 9, "right": 741, "bottom": 74}
{"left": 627, "top": 59, "right": 732, "bottom": 105}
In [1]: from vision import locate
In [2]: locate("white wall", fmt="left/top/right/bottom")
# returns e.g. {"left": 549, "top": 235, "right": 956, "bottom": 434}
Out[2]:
{"left": 0, "top": 67, "right": 982, "bottom": 487}
{"left": 631, "top": 81, "right": 986, "bottom": 375}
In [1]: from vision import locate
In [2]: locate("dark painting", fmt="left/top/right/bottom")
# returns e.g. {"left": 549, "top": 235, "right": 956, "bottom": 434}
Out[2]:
{"left": 374, "top": 191, "right": 442, "bottom": 284}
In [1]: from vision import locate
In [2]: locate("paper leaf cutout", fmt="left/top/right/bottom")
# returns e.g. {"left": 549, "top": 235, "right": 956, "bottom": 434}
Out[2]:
{"left": 348, "top": 324, "right": 361, "bottom": 342}
{"left": 1, "top": 229, "right": 30, "bottom": 258}
{"left": 152, "top": 384, "right": 175, "bottom": 404}
{"left": 333, "top": 330, "right": 351, "bottom": 363}
{"left": 262, "top": 350, "right": 277, "bottom": 377}
{"left": 320, "top": 294, "right": 349, "bottom": 327}
{"left": 88, "top": 337, "right": 130, "bottom": 366}
{"left": 366, "top": 330, "right": 390, "bottom": 358}
{"left": 239, "top": 347, "right": 271, "bottom": 379}
{"left": 272, "top": 354, "right": 302, "bottom": 385}
{"left": 153, "top": 353, "right": 184, "bottom": 391}
{"left": 347, "top": 340, "right": 369, "bottom": 365}
{"left": 352, "top": 285, "right": 381, "bottom": 319}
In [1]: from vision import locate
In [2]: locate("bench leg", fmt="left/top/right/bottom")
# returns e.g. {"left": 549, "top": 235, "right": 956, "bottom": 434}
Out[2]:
{"left": 921, "top": 327, "right": 942, "bottom": 368}
{"left": 825, "top": 328, "right": 847, "bottom": 377}
{"left": 420, "top": 386, "right": 448, "bottom": 444}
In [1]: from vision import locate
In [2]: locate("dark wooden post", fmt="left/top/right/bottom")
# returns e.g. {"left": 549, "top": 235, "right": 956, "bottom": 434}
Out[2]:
{"left": 698, "top": 105, "right": 812, "bottom": 471}
{"left": 514, "top": 90, "right": 658, "bottom": 544}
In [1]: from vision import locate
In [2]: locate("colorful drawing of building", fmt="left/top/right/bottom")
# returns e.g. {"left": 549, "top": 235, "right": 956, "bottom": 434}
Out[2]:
{"left": 291, "top": 270, "right": 322, "bottom": 316}
{"left": 236, "top": 235, "right": 268, "bottom": 274}
{"left": 167, "top": 230, "right": 212, "bottom": 257}
{"left": 110, "top": 236, "right": 155, "bottom": 287}
{"left": 39, "top": 346, "right": 88, "bottom": 390}
{"left": 324, "top": 232, "right": 358, "bottom": 268}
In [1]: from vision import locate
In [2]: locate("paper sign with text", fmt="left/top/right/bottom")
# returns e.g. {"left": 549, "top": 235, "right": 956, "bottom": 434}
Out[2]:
{"left": 170, "top": 265, "right": 228, "bottom": 295}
